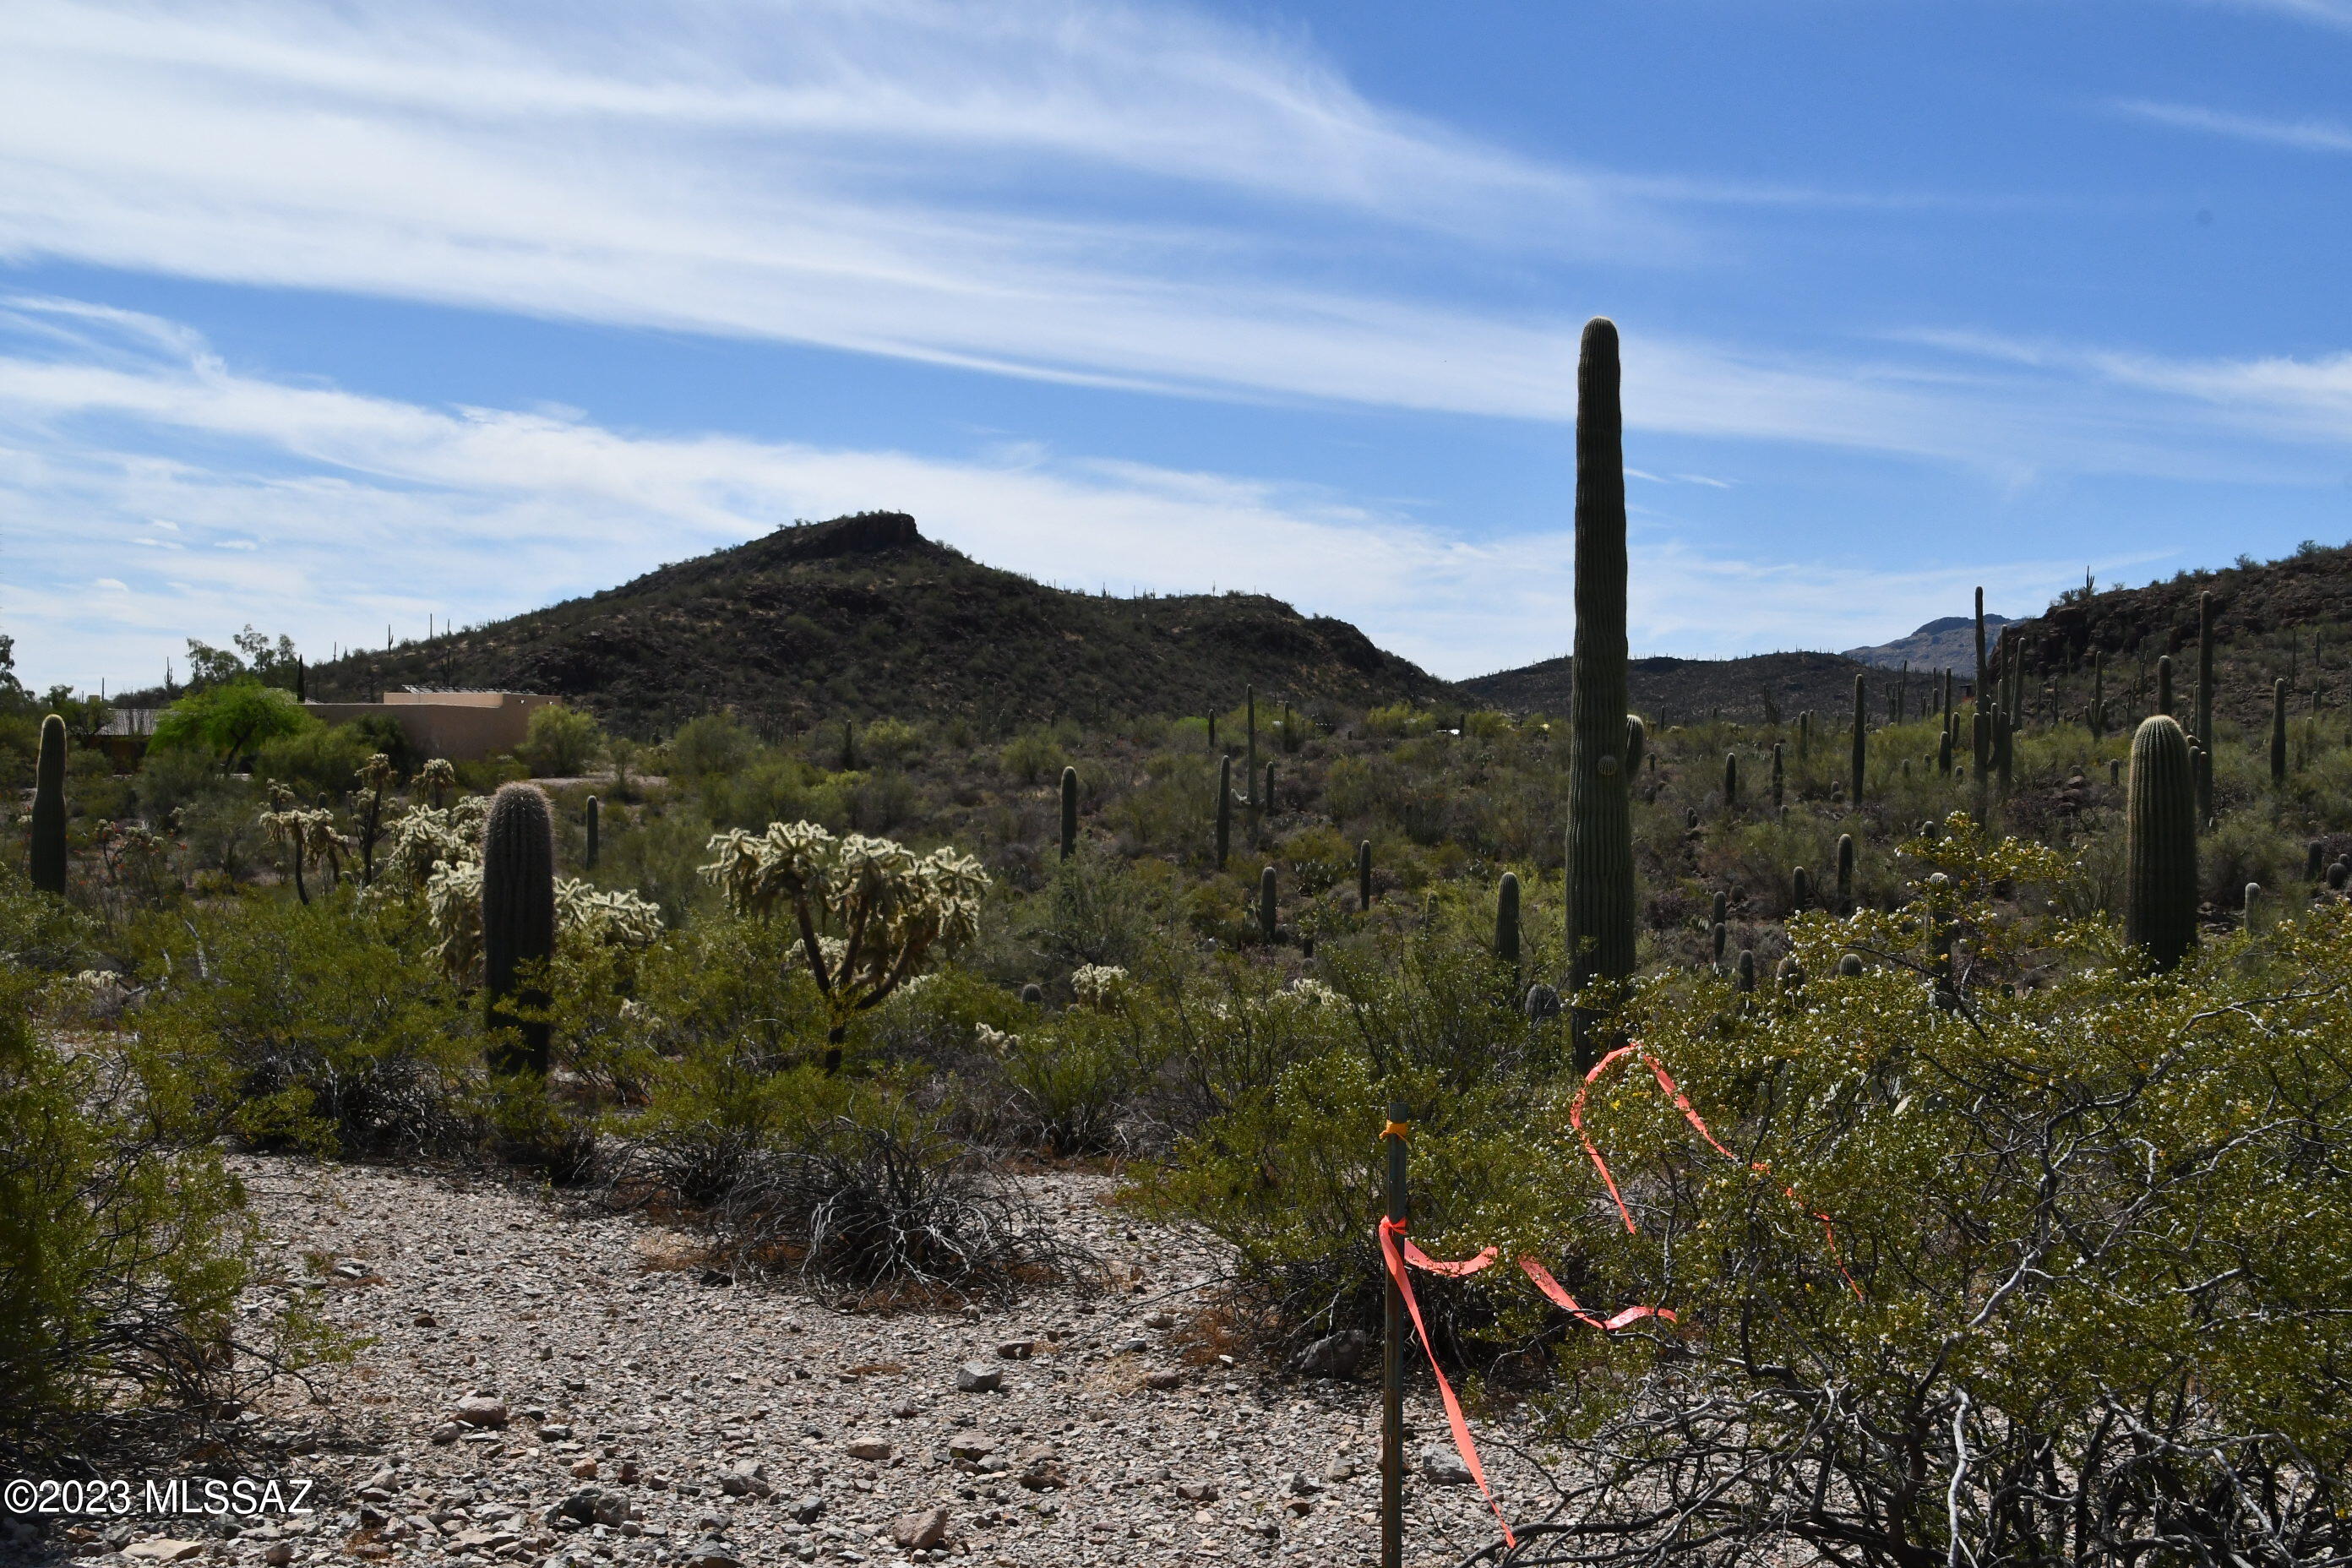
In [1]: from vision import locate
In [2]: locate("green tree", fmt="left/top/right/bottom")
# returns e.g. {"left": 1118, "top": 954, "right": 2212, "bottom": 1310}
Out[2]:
{"left": 519, "top": 704, "right": 605, "bottom": 777}
{"left": 150, "top": 678, "right": 312, "bottom": 771}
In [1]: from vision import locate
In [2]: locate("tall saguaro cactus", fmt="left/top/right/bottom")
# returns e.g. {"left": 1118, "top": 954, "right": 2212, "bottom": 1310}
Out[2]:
{"left": 30, "top": 714, "right": 68, "bottom": 895}
{"left": 1564, "top": 318, "right": 1636, "bottom": 1067}
{"left": 2156, "top": 655, "right": 2175, "bottom": 717}
{"left": 1215, "top": 755, "right": 1233, "bottom": 869}
{"left": 1258, "top": 864, "right": 1278, "bottom": 945}
{"left": 1495, "top": 871, "right": 1521, "bottom": 972}
{"left": 1972, "top": 586, "right": 1990, "bottom": 780}
{"left": 1059, "top": 766, "right": 1079, "bottom": 861}
{"left": 2195, "top": 590, "right": 2216, "bottom": 754}
{"left": 585, "top": 794, "right": 602, "bottom": 873}
{"left": 1850, "top": 673, "right": 1867, "bottom": 804}
{"left": 482, "top": 782, "right": 558, "bottom": 1076}
{"left": 1837, "top": 833, "right": 1856, "bottom": 914}
{"left": 1357, "top": 839, "right": 1373, "bottom": 912}
{"left": 2272, "top": 678, "right": 2289, "bottom": 787}
{"left": 2126, "top": 716, "right": 2198, "bottom": 973}
{"left": 1723, "top": 752, "right": 1740, "bottom": 813}
{"left": 2089, "top": 651, "right": 2105, "bottom": 740}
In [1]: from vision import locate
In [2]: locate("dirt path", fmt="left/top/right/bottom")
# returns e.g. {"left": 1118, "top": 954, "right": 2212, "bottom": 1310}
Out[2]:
{"left": 47, "top": 1157, "right": 1549, "bottom": 1568}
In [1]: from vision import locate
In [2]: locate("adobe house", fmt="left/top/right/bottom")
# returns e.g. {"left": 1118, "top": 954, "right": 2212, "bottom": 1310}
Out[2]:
{"left": 302, "top": 689, "right": 560, "bottom": 762}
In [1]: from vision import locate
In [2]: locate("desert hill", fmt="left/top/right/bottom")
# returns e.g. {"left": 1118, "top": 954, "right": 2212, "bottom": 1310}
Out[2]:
{"left": 305, "top": 512, "right": 1455, "bottom": 738}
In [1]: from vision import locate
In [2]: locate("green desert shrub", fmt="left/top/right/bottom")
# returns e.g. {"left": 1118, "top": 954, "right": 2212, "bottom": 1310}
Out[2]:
{"left": 0, "top": 966, "right": 330, "bottom": 1472}
{"left": 137, "top": 893, "right": 480, "bottom": 1157}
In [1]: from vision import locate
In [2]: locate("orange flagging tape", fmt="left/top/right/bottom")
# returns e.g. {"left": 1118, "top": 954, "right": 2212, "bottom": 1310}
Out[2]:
{"left": 1377, "top": 1041, "right": 1863, "bottom": 1548}
{"left": 1379, "top": 1217, "right": 1516, "bottom": 1549}
{"left": 1570, "top": 1041, "right": 1863, "bottom": 1300}
{"left": 1381, "top": 1120, "right": 1411, "bottom": 1141}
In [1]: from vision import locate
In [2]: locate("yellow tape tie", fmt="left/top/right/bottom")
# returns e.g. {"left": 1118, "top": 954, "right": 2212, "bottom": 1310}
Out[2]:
{"left": 1381, "top": 1119, "right": 1411, "bottom": 1141}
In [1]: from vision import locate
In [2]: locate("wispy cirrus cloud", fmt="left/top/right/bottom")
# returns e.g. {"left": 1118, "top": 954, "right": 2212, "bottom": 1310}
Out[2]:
{"left": 0, "top": 0, "right": 2248, "bottom": 471}
{"left": 0, "top": 296, "right": 2106, "bottom": 689}
{"left": 2112, "top": 97, "right": 2352, "bottom": 154}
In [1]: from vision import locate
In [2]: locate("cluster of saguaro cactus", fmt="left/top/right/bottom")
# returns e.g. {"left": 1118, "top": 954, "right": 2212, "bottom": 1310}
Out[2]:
{"left": 30, "top": 714, "right": 68, "bottom": 895}
{"left": 1562, "top": 317, "right": 1636, "bottom": 1065}
{"left": 483, "top": 782, "right": 558, "bottom": 1076}
{"left": 2126, "top": 716, "right": 2198, "bottom": 972}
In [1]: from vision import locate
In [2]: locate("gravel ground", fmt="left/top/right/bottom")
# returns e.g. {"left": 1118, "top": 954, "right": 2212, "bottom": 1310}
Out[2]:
{"left": 29, "top": 1157, "right": 1558, "bottom": 1568}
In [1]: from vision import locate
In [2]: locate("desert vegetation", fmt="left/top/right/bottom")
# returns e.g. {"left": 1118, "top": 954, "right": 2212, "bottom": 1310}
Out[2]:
{"left": 9, "top": 329, "right": 2352, "bottom": 1565}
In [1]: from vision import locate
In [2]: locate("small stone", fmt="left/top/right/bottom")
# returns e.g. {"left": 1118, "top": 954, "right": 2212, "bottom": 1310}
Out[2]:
{"left": 1285, "top": 1472, "right": 1321, "bottom": 1496}
{"left": 1141, "top": 1312, "right": 1174, "bottom": 1330}
{"left": 570, "top": 1459, "right": 599, "bottom": 1479}
{"left": 792, "top": 1495, "right": 825, "bottom": 1525}
{"left": 716, "top": 1462, "right": 773, "bottom": 1499}
{"left": 1289, "top": 1330, "right": 1369, "bottom": 1380}
{"left": 1112, "top": 1337, "right": 1148, "bottom": 1354}
{"left": 332, "top": 1260, "right": 369, "bottom": 1280}
{"left": 890, "top": 1508, "right": 951, "bottom": 1551}
{"left": 411, "top": 1312, "right": 437, "bottom": 1328}
{"left": 889, "top": 1399, "right": 919, "bottom": 1419}
{"left": 428, "top": 1422, "right": 464, "bottom": 1446}
{"left": 681, "top": 1543, "right": 741, "bottom": 1568}
{"left": 1323, "top": 1458, "right": 1358, "bottom": 1483}
{"left": 1174, "top": 1482, "right": 1219, "bottom": 1502}
{"left": 1418, "top": 1446, "right": 1473, "bottom": 1486}
{"left": 846, "top": 1438, "right": 891, "bottom": 1462}
{"left": 123, "top": 1543, "right": 204, "bottom": 1564}
{"left": 549, "top": 1489, "right": 629, "bottom": 1529}
{"left": 955, "top": 1362, "right": 1003, "bottom": 1394}
{"left": 538, "top": 1424, "right": 573, "bottom": 1440}
{"left": 264, "top": 1545, "right": 295, "bottom": 1566}
{"left": 1143, "top": 1369, "right": 1182, "bottom": 1391}
{"left": 1284, "top": 1498, "right": 1312, "bottom": 1516}
{"left": 451, "top": 1395, "right": 510, "bottom": 1429}
{"left": 994, "top": 1340, "right": 1033, "bottom": 1360}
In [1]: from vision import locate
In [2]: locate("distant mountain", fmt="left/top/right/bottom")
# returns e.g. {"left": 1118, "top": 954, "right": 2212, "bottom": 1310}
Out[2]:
{"left": 1460, "top": 650, "right": 1892, "bottom": 726}
{"left": 1843, "top": 614, "right": 2012, "bottom": 677}
{"left": 303, "top": 512, "right": 1455, "bottom": 738}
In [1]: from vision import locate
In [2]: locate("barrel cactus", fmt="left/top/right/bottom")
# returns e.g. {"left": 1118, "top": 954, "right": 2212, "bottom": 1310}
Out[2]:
{"left": 482, "top": 782, "right": 558, "bottom": 1075}
{"left": 1563, "top": 317, "right": 1636, "bottom": 1064}
{"left": 30, "top": 714, "right": 67, "bottom": 895}
{"left": 2125, "top": 716, "right": 2197, "bottom": 972}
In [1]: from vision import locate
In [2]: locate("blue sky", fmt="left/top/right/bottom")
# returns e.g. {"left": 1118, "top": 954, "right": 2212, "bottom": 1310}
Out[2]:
{"left": 5, "top": 0, "right": 2352, "bottom": 694}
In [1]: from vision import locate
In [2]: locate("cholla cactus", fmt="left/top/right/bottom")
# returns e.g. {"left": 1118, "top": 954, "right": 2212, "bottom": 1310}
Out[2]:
{"left": 419, "top": 756, "right": 457, "bottom": 808}
{"left": 556, "top": 879, "right": 666, "bottom": 949}
{"left": 701, "top": 821, "right": 989, "bottom": 1062}
{"left": 357, "top": 752, "right": 396, "bottom": 885}
{"left": 378, "top": 796, "right": 491, "bottom": 893}
{"left": 1070, "top": 963, "right": 1131, "bottom": 1010}
{"left": 427, "top": 866, "right": 662, "bottom": 981}
{"left": 974, "top": 1021, "right": 1021, "bottom": 1055}
{"left": 259, "top": 786, "right": 351, "bottom": 905}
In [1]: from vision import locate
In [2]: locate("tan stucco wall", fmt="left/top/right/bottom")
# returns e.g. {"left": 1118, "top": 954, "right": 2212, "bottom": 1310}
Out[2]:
{"left": 302, "top": 693, "right": 559, "bottom": 761}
